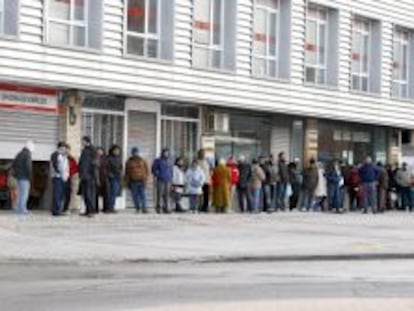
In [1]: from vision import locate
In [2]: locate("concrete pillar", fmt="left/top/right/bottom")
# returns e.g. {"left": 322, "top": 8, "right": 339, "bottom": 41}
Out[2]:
{"left": 304, "top": 118, "right": 318, "bottom": 167}
{"left": 388, "top": 129, "right": 402, "bottom": 165}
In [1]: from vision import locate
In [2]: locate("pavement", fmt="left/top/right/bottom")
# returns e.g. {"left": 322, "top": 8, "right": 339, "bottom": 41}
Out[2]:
{"left": 0, "top": 210, "right": 413, "bottom": 264}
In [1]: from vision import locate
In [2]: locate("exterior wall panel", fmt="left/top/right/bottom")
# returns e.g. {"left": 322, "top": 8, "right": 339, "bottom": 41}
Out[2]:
{"left": 1, "top": 0, "right": 414, "bottom": 130}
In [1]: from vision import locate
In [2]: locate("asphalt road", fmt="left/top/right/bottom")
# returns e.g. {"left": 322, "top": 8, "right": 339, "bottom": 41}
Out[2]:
{"left": 1, "top": 259, "right": 413, "bottom": 311}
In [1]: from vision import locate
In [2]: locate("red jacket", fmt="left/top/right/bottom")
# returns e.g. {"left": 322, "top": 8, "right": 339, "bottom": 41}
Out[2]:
{"left": 69, "top": 156, "right": 79, "bottom": 178}
{"left": 227, "top": 161, "right": 240, "bottom": 186}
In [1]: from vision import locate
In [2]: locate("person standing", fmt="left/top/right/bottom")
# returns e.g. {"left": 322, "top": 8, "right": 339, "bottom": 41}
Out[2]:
{"left": 314, "top": 162, "right": 327, "bottom": 211}
{"left": 346, "top": 164, "right": 361, "bottom": 211}
{"left": 227, "top": 156, "right": 240, "bottom": 212}
{"left": 125, "top": 147, "right": 149, "bottom": 213}
{"left": 326, "top": 160, "right": 344, "bottom": 213}
{"left": 63, "top": 146, "right": 79, "bottom": 214}
{"left": 95, "top": 147, "right": 111, "bottom": 213}
{"left": 197, "top": 149, "right": 211, "bottom": 213}
{"left": 358, "top": 156, "right": 379, "bottom": 214}
{"left": 251, "top": 158, "right": 266, "bottom": 213}
{"left": 237, "top": 155, "right": 252, "bottom": 213}
{"left": 277, "top": 152, "right": 289, "bottom": 211}
{"left": 12, "top": 140, "right": 34, "bottom": 215}
{"left": 78, "top": 136, "right": 97, "bottom": 217}
{"left": 186, "top": 160, "right": 206, "bottom": 213}
{"left": 259, "top": 156, "right": 271, "bottom": 212}
{"left": 107, "top": 145, "right": 123, "bottom": 213}
{"left": 396, "top": 162, "right": 413, "bottom": 212}
{"left": 212, "top": 158, "right": 231, "bottom": 213}
{"left": 386, "top": 163, "right": 398, "bottom": 210}
{"left": 288, "top": 158, "right": 301, "bottom": 210}
{"left": 302, "top": 158, "right": 319, "bottom": 212}
{"left": 172, "top": 157, "right": 186, "bottom": 213}
{"left": 376, "top": 162, "right": 388, "bottom": 214}
{"left": 50, "top": 142, "right": 69, "bottom": 216}
{"left": 152, "top": 148, "right": 173, "bottom": 214}
{"left": 268, "top": 155, "right": 279, "bottom": 212}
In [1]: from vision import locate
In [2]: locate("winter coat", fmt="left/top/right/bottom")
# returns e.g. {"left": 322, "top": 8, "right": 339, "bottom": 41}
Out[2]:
{"left": 12, "top": 148, "right": 32, "bottom": 180}
{"left": 172, "top": 165, "right": 185, "bottom": 193}
{"left": 79, "top": 145, "right": 97, "bottom": 181}
{"left": 125, "top": 155, "right": 149, "bottom": 184}
{"left": 288, "top": 163, "right": 301, "bottom": 185}
{"left": 68, "top": 156, "right": 79, "bottom": 178}
{"left": 212, "top": 164, "right": 231, "bottom": 208}
{"left": 252, "top": 164, "right": 266, "bottom": 189}
{"left": 346, "top": 168, "right": 361, "bottom": 188}
{"left": 227, "top": 161, "right": 240, "bottom": 186}
{"left": 278, "top": 160, "right": 289, "bottom": 183}
{"left": 238, "top": 162, "right": 252, "bottom": 189}
{"left": 314, "top": 168, "right": 327, "bottom": 197}
{"left": 198, "top": 159, "right": 211, "bottom": 185}
{"left": 396, "top": 169, "right": 412, "bottom": 188}
{"left": 267, "top": 162, "right": 279, "bottom": 184}
{"left": 326, "top": 168, "right": 343, "bottom": 186}
{"left": 303, "top": 166, "right": 319, "bottom": 192}
{"left": 359, "top": 164, "right": 379, "bottom": 183}
{"left": 186, "top": 167, "right": 206, "bottom": 195}
{"left": 107, "top": 155, "right": 123, "bottom": 179}
{"left": 377, "top": 167, "right": 389, "bottom": 189}
{"left": 96, "top": 154, "right": 109, "bottom": 187}
{"left": 152, "top": 155, "right": 173, "bottom": 182}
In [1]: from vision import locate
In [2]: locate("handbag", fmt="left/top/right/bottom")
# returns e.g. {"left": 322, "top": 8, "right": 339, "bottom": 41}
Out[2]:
{"left": 286, "top": 183, "right": 293, "bottom": 198}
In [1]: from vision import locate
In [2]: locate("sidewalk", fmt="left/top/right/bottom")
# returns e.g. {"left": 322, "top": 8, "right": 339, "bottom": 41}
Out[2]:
{"left": 0, "top": 211, "right": 413, "bottom": 264}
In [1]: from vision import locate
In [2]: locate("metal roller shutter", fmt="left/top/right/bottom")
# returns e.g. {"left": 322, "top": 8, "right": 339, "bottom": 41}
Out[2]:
{"left": 127, "top": 111, "right": 157, "bottom": 209}
{"left": 0, "top": 110, "right": 58, "bottom": 160}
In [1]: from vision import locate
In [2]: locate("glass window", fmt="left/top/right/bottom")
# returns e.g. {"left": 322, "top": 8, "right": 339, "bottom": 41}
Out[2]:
{"left": 252, "top": 0, "right": 279, "bottom": 77}
{"left": 126, "top": 0, "right": 161, "bottom": 58}
{"left": 351, "top": 19, "right": 371, "bottom": 92}
{"left": 47, "top": 0, "right": 89, "bottom": 48}
{"left": 0, "top": 0, "right": 5, "bottom": 34}
{"left": 393, "top": 28, "right": 410, "bottom": 99}
{"left": 192, "top": 0, "right": 225, "bottom": 69}
{"left": 305, "top": 5, "right": 328, "bottom": 85}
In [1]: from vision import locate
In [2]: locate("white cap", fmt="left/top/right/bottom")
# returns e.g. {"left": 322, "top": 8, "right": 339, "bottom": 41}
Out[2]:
{"left": 25, "top": 140, "right": 35, "bottom": 153}
{"left": 239, "top": 155, "right": 246, "bottom": 162}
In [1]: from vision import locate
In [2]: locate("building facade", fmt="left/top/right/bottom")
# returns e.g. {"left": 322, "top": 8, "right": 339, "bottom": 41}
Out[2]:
{"left": 1, "top": 0, "right": 413, "bottom": 175}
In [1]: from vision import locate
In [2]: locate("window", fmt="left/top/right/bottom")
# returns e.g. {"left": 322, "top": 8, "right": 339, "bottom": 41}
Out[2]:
{"left": 0, "top": 0, "right": 19, "bottom": 37}
{"left": 126, "top": 0, "right": 174, "bottom": 60}
{"left": 305, "top": 6, "right": 328, "bottom": 84}
{"left": 252, "top": 0, "right": 279, "bottom": 77}
{"left": 392, "top": 28, "right": 410, "bottom": 99}
{"left": 192, "top": 0, "right": 237, "bottom": 70}
{"left": 46, "top": 0, "right": 103, "bottom": 49}
{"left": 351, "top": 19, "right": 371, "bottom": 92}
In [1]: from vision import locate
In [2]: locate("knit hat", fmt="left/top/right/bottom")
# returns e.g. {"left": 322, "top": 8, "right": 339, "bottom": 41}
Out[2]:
{"left": 131, "top": 147, "right": 139, "bottom": 156}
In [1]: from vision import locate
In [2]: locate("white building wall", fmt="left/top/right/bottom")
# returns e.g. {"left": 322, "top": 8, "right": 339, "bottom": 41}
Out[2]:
{"left": 1, "top": 0, "right": 414, "bottom": 129}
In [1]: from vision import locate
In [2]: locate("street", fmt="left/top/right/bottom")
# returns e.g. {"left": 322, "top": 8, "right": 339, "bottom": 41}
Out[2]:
{"left": 1, "top": 259, "right": 414, "bottom": 311}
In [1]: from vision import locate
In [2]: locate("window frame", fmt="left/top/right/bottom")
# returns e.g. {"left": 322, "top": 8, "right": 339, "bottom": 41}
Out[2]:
{"left": 0, "top": 0, "right": 4, "bottom": 35}
{"left": 125, "top": 0, "right": 163, "bottom": 59}
{"left": 192, "top": 0, "right": 226, "bottom": 69}
{"left": 251, "top": 0, "right": 280, "bottom": 78}
{"left": 304, "top": 5, "right": 329, "bottom": 85}
{"left": 45, "top": 0, "right": 89, "bottom": 48}
{"left": 392, "top": 28, "right": 410, "bottom": 99}
{"left": 351, "top": 18, "right": 372, "bottom": 93}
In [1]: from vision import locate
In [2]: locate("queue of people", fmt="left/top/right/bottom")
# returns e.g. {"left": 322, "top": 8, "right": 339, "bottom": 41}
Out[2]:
{"left": 8, "top": 137, "right": 414, "bottom": 216}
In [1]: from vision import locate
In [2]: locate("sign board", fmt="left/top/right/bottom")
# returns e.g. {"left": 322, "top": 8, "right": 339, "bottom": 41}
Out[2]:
{"left": 0, "top": 83, "right": 58, "bottom": 114}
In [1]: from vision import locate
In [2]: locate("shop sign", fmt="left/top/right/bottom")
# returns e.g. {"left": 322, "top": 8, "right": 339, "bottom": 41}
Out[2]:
{"left": 0, "top": 83, "right": 58, "bottom": 114}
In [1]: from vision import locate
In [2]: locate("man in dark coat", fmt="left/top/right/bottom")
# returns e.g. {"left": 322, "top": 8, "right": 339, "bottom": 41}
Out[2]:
{"left": 78, "top": 136, "right": 97, "bottom": 217}
{"left": 377, "top": 162, "right": 389, "bottom": 213}
{"left": 237, "top": 155, "right": 252, "bottom": 213}
{"left": 302, "top": 158, "right": 319, "bottom": 211}
{"left": 277, "top": 152, "right": 289, "bottom": 211}
{"left": 12, "top": 140, "right": 34, "bottom": 215}
{"left": 152, "top": 148, "right": 173, "bottom": 214}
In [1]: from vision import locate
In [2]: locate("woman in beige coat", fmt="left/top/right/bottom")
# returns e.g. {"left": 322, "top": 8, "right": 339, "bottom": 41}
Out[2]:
{"left": 251, "top": 159, "right": 266, "bottom": 213}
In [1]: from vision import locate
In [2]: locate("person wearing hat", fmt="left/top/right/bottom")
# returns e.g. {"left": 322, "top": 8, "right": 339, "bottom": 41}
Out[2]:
{"left": 125, "top": 147, "right": 149, "bottom": 213}
{"left": 11, "top": 140, "right": 35, "bottom": 215}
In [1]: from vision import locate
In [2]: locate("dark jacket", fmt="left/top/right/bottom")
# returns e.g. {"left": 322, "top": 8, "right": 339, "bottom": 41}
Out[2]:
{"left": 79, "top": 145, "right": 97, "bottom": 181}
{"left": 260, "top": 163, "right": 271, "bottom": 185}
{"left": 346, "top": 168, "right": 361, "bottom": 188}
{"left": 97, "top": 154, "right": 109, "bottom": 186}
{"left": 238, "top": 162, "right": 252, "bottom": 189}
{"left": 278, "top": 160, "right": 289, "bottom": 183}
{"left": 378, "top": 167, "right": 389, "bottom": 189}
{"left": 288, "top": 162, "right": 301, "bottom": 185}
{"left": 12, "top": 148, "right": 32, "bottom": 180}
{"left": 359, "top": 164, "right": 379, "bottom": 183}
{"left": 303, "top": 166, "right": 319, "bottom": 192}
{"left": 107, "top": 155, "right": 123, "bottom": 179}
{"left": 326, "top": 168, "right": 342, "bottom": 186}
{"left": 152, "top": 153, "right": 173, "bottom": 182}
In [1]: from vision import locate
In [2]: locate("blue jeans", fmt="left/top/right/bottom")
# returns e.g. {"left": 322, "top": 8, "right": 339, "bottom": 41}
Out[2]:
{"left": 129, "top": 180, "right": 147, "bottom": 211}
{"left": 16, "top": 179, "right": 30, "bottom": 214}
{"left": 328, "top": 184, "right": 341, "bottom": 211}
{"left": 400, "top": 187, "right": 412, "bottom": 211}
{"left": 252, "top": 188, "right": 262, "bottom": 213}
{"left": 276, "top": 182, "right": 287, "bottom": 210}
{"left": 109, "top": 177, "right": 121, "bottom": 211}
{"left": 52, "top": 177, "right": 64, "bottom": 215}
{"left": 302, "top": 189, "right": 315, "bottom": 211}
{"left": 262, "top": 184, "right": 271, "bottom": 211}
{"left": 189, "top": 194, "right": 199, "bottom": 212}
{"left": 362, "top": 182, "right": 377, "bottom": 213}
